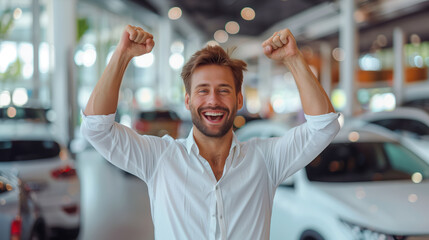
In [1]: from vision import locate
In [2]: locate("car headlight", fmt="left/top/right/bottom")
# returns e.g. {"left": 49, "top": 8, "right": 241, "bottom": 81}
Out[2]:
{"left": 341, "top": 219, "right": 405, "bottom": 240}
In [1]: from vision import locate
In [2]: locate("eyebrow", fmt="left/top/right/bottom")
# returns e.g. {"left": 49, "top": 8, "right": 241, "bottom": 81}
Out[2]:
{"left": 194, "top": 83, "right": 233, "bottom": 89}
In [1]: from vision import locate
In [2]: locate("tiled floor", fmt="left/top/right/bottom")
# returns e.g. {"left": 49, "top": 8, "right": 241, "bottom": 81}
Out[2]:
{"left": 76, "top": 150, "right": 154, "bottom": 240}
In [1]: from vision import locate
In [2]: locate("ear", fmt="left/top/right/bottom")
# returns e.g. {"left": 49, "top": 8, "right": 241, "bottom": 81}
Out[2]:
{"left": 237, "top": 91, "right": 244, "bottom": 110}
{"left": 185, "top": 92, "right": 190, "bottom": 110}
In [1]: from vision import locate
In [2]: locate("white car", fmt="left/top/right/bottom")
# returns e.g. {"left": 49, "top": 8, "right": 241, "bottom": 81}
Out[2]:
{"left": 403, "top": 81, "right": 429, "bottom": 112}
{"left": 357, "top": 107, "right": 429, "bottom": 163}
{"left": 269, "top": 123, "right": 429, "bottom": 239}
{"left": 235, "top": 119, "right": 291, "bottom": 142}
{"left": 0, "top": 122, "right": 81, "bottom": 239}
{"left": 238, "top": 120, "right": 429, "bottom": 239}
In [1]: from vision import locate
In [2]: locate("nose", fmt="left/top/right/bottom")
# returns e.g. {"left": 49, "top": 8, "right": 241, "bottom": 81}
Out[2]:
{"left": 206, "top": 90, "right": 220, "bottom": 106}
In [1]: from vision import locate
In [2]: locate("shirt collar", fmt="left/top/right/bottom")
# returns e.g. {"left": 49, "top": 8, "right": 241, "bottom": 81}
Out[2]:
{"left": 185, "top": 127, "right": 241, "bottom": 157}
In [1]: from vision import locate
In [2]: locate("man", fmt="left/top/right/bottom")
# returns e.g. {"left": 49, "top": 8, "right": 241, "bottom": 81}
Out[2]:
{"left": 81, "top": 25, "right": 340, "bottom": 240}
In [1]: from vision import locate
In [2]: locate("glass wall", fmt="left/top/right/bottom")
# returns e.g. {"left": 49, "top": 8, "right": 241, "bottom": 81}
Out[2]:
{"left": 0, "top": 0, "right": 51, "bottom": 108}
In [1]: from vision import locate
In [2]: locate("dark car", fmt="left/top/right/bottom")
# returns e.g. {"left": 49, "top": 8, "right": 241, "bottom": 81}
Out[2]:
{"left": 0, "top": 106, "right": 51, "bottom": 123}
{"left": 0, "top": 171, "right": 46, "bottom": 240}
{"left": 133, "top": 110, "right": 182, "bottom": 138}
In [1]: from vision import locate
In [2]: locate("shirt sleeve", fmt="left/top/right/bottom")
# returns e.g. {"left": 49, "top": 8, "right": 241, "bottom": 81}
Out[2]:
{"left": 80, "top": 111, "right": 172, "bottom": 182}
{"left": 259, "top": 112, "right": 341, "bottom": 186}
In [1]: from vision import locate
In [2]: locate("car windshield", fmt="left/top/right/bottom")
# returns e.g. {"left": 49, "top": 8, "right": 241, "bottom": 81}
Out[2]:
{"left": 0, "top": 140, "right": 60, "bottom": 161}
{"left": 306, "top": 142, "right": 429, "bottom": 182}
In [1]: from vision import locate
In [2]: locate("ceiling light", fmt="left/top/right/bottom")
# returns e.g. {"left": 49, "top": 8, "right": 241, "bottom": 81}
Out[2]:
{"left": 214, "top": 30, "right": 228, "bottom": 43}
{"left": 168, "top": 7, "right": 182, "bottom": 20}
{"left": 13, "top": 8, "right": 22, "bottom": 20}
{"left": 170, "top": 41, "right": 184, "bottom": 53}
{"left": 206, "top": 40, "right": 219, "bottom": 46}
{"left": 241, "top": 7, "right": 255, "bottom": 21}
{"left": 225, "top": 21, "right": 240, "bottom": 34}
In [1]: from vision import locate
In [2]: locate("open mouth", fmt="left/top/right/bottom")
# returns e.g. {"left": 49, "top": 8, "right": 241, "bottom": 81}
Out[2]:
{"left": 202, "top": 111, "right": 225, "bottom": 122}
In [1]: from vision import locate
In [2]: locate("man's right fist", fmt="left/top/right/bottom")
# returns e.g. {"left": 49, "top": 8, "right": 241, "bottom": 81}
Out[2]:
{"left": 118, "top": 25, "right": 155, "bottom": 58}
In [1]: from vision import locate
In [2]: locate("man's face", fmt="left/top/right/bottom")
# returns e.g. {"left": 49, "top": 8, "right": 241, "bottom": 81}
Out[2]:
{"left": 185, "top": 64, "right": 243, "bottom": 138}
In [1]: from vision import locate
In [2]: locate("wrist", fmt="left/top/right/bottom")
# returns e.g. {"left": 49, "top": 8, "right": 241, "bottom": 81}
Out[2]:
{"left": 113, "top": 47, "right": 133, "bottom": 65}
{"left": 282, "top": 51, "right": 304, "bottom": 68}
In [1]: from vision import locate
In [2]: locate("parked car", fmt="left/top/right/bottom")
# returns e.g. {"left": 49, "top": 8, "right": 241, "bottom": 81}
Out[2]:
{"left": 133, "top": 110, "right": 182, "bottom": 138}
{"left": 237, "top": 120, "right": 429, "bottom": 239}
{"left": 235, "top": 119, "right": 291, "bottom": 142}
{"left": 0, "top": 105, "right": 51, "bottom": 123}
{"left": 357, "top": 107, "right": 429, "bottom": 162}
{"left": 403, "top": 81, "right": 429, "bottom": 112}
{"left": 0, "top": 170, "right": 46, "bottom": 240}
{"left": 269, "top": 123, "right": 429, "bottom": 239}
{"left": 0, "top": 122, "right": 81, "bottom": 239}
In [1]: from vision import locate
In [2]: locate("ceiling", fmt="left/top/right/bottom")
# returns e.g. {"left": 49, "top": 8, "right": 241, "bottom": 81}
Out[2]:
{"left": 168, "top": 0, "right": 331, "bottom": 37}
{"left": 128, "top": 0, "right": 429, "bottom": 52}
{"left": 131, "top": 0, "right": 332, "bottom": 37}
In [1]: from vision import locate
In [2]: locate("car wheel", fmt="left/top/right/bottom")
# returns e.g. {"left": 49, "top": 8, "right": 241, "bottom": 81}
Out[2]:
{"left": 300, "top": 230, "right": 325, "bottom": 240}
{"left": 30, "top": 223, "right": 46, "bottom": 240}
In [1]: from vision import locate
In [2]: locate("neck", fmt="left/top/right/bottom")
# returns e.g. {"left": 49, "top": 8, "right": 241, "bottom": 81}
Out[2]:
{"left": 193, "top": 127, "right": 233, "bottom": 181}
{"left": 193, "top": 128, "right": 233, "bottom": 159}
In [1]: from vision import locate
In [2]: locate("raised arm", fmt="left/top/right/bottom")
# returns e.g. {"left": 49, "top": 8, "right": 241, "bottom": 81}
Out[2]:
{"left": 262, "top": 29, "right": 335, "bottom": 116}
{"left": 84, "top": 25, "right": 155, "bottom": 116}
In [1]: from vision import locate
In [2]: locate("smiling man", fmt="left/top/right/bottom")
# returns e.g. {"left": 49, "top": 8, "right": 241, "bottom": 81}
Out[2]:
{"left": 81, "top": 25, "right": 340, "bottom": 240}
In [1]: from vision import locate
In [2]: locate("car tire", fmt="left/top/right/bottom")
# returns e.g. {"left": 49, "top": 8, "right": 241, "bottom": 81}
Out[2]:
{"left": 300, "top": 230, "right": 325, "bottom": 240}
{"left": 30, "top": 220, "right": 46, "bottom": 240}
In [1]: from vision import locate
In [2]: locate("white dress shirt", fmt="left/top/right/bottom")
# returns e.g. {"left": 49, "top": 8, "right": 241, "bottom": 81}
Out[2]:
{"left": 81, "top": 112, "right": 340, "bottom": 240}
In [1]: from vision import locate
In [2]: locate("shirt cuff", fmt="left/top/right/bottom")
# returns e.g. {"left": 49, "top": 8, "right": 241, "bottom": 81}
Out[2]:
{"left": 304, "top": 112, "right": 340, "bottom": 130}
{"left": 80, "top": 110, "right": 116, "bottom": 132}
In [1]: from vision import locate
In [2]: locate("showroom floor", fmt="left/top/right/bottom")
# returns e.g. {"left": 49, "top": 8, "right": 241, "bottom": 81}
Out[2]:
{"left": 76, "top": 150, "right": 154, "bottom": 240}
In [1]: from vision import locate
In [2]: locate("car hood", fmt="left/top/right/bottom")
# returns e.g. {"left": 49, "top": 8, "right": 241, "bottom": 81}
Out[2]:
{"left": 313, "top": 180, "right": 429, "bottom": 235}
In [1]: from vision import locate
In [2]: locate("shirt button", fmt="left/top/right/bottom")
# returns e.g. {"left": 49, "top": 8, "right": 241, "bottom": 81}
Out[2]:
{"left": 220, "top": 215, "right": 223, "bottom": 219}
{"left": 215, "top": 186, "right": 218, "bottom": 190}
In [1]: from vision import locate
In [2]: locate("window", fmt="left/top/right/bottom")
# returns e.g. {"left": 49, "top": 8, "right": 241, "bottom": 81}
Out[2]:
{"left": 0, "top": 140, "right": 60, "bottom": 161}
{"left": 306, "top": 142, "right": 429, "bottom": 182}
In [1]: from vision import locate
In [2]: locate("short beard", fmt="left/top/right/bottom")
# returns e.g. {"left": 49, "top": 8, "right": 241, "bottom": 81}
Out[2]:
{"left": 190, "top": 105, "right": 236, "bottom": 138}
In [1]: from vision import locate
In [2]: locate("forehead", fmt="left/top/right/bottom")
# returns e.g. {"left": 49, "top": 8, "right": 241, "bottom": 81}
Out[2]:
{"left": 191, "top": 65, "right": 235, "bottom": 89}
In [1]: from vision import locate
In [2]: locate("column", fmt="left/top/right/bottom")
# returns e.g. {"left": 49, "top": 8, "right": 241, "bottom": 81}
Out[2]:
{"left": 258, "top": 55, "right": 272, "bottom": 117}
{"left": 393, "top": 27, "right": 405, "bottom": 107}
{"left": 157, "top": 18, "right": 172, "bottom": 107}
{"left": 51, "top": 0, "right": 77, "bottom": 146}
{"left": 320, "top": 42, "right": 332, "bottom": 96}
{"left": 32, "top": 0, "right": 40, "bottom": 99}
{"left": 339, "top": 0, "right": 358, "bottom": 117}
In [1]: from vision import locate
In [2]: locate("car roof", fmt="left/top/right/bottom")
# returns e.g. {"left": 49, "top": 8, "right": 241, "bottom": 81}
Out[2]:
{"left": 357, "top": 107, "right": 429, "bottom": 124}
{"left": 235, "top": 119, "right": 291, "bottom": 141}
{"left": 404, "top": 81, "right": 429, "bottom": 102}
{"left": 333, "top": 120, "right": 398, "bottom": 143}
{"left": 0, "top": 122, "right": 54, "bottom": 141}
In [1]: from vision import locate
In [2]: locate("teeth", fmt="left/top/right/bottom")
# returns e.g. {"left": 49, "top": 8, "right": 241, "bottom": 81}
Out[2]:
{"left": 204, "top": 112, "right": 224, "bottom": 116}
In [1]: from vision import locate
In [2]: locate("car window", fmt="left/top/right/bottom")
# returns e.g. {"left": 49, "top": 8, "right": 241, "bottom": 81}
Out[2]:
{"left": 403, "top": 98, "right": 429, "bottom": 112}
{"left": 371, "top": 118, "right": 429, "bottom": 137}
{"left": 384, "top": 142, "right": 429, "bottom": 176}
{"left": 306, "top": 142, "right": 429, "bottom": 182}
{"left": 139, "top": 111, "right": 180, "bottom": 121}
{"left": 0, "top": 140, "right": 60, "bottom": 161}
{"left": 0, "top": 107, "right": 49, "bottom": 123}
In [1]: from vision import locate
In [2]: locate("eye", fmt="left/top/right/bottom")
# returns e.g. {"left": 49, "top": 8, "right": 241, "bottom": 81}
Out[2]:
{"left": 219, "top": 89, "right": 231, "bottom": 94}
{"left": 198, "top": 89, "right": 208, "bottom": 94}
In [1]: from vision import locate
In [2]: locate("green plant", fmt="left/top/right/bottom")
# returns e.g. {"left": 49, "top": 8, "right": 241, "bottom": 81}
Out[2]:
{"left": 0, "top": 7, "right": 15, "bottom": 40}
{"left": 77, "top": 17, "right": 89, "bottom": 42}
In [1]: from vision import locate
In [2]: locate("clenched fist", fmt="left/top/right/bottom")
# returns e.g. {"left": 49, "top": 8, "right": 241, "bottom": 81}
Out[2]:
{"left": 262, "top": 28, "right": 300, "bottom": 64}
{"left": 118, "top": 25, "right": 155, "bottom": 58}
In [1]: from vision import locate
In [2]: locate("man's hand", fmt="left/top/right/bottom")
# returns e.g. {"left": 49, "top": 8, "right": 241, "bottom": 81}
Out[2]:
{"left": 262, "top": 28, "right": 300, "bottom": 64}
{"left": 118, "top": 25, "right": 155, "bottom": 58}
